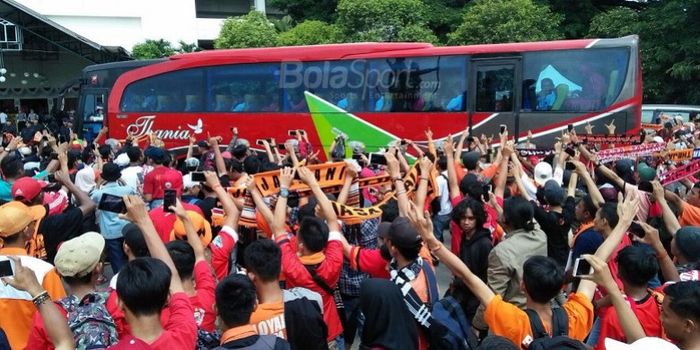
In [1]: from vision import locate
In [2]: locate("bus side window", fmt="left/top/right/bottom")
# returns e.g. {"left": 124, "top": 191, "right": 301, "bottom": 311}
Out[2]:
{"left": 207, "top": 63, "right": 280, "bottom": 113}
{"left": 120, "top": 68, "right": 204, "bottom": 113}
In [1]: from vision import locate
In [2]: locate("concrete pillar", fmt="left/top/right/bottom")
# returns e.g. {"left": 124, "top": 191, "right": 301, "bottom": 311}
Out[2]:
{"left": 254, "top": 0, "right": 266, "bottom": 14}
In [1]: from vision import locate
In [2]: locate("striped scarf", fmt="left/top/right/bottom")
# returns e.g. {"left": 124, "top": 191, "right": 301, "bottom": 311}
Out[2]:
{"left": 390, "top": 257, "right": 434, "bottom": 328}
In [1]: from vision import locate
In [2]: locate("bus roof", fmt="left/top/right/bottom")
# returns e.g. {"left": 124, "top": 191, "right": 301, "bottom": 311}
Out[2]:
{"left": 81, "top": 59, "right": 166, "bottom": 74}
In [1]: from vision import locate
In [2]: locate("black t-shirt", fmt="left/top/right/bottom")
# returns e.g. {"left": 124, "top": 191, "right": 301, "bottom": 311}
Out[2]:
{"left": 39, "top": 206, "right": 85, "bottom": 263}
{"left": 197, "top": 196, "right": 217, "bottom": 224}
{"left": 531, "top": 198, "right": 574, "bottom": 268}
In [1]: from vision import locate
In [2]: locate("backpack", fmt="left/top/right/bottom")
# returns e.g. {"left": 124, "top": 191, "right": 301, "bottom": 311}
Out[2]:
{"left": 525, "top": 307, "right": 586, "bottom": 350}
{"left": 58, "top": 292, "right": 119, "bottom": 350}
{"left": 395, "top": 260, "right": 478, "bottom": 350}
{"left": 0, "top": 328, "right": 9, "bottom": 350}
{"left": 213, "top": 334, "right": 289, "bottom": 350}
{"left": 283, "top": 288, "right": 329, "bottom": 350}
{"left": 197, "top": 328, "right": 221, "bottom": 350}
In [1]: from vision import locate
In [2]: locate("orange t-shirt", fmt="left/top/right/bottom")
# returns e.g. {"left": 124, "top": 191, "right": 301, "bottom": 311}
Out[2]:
{"left": 680, "top": 202, "right": 700, "bottom": 227}
{"left": 249, "top": 300, "right": 286, "bottom": 339}
{"left": 484, "top": 293, "right": 594, "bottom": 349}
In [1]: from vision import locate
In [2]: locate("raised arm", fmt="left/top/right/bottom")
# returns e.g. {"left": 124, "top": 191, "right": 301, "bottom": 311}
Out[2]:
{"left": 226, "top": 127, "right": 239, "bottom": 153}
{"left": 54, "top": 170, "right": 96, "bottom": 216}
{"left": 271, "top": 167, "right": 293, "bottom": 238}
{"left": 406, "top": 204, "right": 495, "bottom": 306}
{"left": 297, "top": 166, "right": 340, "bottom": 232}
{"left": 425, "top": 128, "right": 436, "bottom": 158}
{"left": 385, "top": 149, "right": 410, "bottom": 217}
{"left": 186, "top": 135, "right": 196, "bottom": 160}
{"left": 572, "top": 160, "right": 604, "bottom": 209}
{"left": 652, "top": 181, "right": 681, "bottom": 235}
{"left": 337, "top": 166, "right": 358, "bottom": 206}
{"left": 414, "top": 156, "right": 433, "bottom": 209}
{"left": 494, "top": 143, "right": 512, "bottom": 199}
{"left": 638, "top": 221, "right": 680, "bottom": 282}
{"left": 261, "top": 139, "right": 276, "bottom": 163}
{"left": 246, "top": 176, "right": 274, "bottom": 225}
{"left": 172, "top": 200, "right": 205, "bottom": 262}
{"left": 122, "top": 195, "right": 184, "bottom": 293}
{"left": 209, "top": 136, "right": 227, "bottom": 176}
{"left": 455, "top": 126, "right": 469, "bottom": 157}
{"left": 204, "top": 171, "right": 240, "bottom": 230}
{"left": 443, "top": 137, "right": 460, "bottom": 200}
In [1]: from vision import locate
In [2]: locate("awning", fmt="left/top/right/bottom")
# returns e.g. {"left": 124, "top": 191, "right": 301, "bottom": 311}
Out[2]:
{"left": 0, "top": 0, "right": 130, "bottom": 63}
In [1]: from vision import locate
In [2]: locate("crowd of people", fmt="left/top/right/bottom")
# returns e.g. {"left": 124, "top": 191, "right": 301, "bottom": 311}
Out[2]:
{"left": 0, "top": 113, "right": 699, "bottom": 350}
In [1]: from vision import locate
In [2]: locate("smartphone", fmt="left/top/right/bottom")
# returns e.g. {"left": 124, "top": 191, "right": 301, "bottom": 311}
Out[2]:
{"left": 0, "top": 259, "right": 14, "bottom": 277}
{"left": 572, "top": 257, "right": 593, "bottom": 278}
{"left": 500, "top": 124, "right": 506, "bottom": 134}
{"left": 629, "top": 221, "right": 646, "bottom": 238}
{"left": 256, "top": 138, "right": 274, "bottom": 146}
{"left": 47, "top": 174, "right": 55, "bottom": 183}
{"left": 277, "top": 144, "right": 286, "bottom": 151}
{"left": 191, "top": 172, "right": 206, "bottom": 182}
{"left": 163, "top": 189, "right": 177, "bottom": 213}
{"left": 567, "top": 124, "right": 574, "bottom": 133}
{"left": 351, "top": 153, "right": 364, "bottom": 161}
{"left": 400, "top": 139, "right": 407, "bottom": 146}
{"left": 466, "top": 136, "right": 475, "bottom": 143}
{"left": 288, "top": 130, "right": 298, "bottom": 136}
{"left": 98, "top": 193, "right": 127, "bottom": 214}
{"left": 638, "top": 181, "right": 653, "bottom": 193}
{"left": 369, "top": 153, "right": 387, "bottom": 166}
{"left": 565, "top": 162, "right": 576, "bottom": 171}
{"left": 564, "top": 147, "right": 576, "bottom": 158}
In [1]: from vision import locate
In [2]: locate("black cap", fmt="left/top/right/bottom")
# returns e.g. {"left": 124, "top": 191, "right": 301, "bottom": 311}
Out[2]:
{"left": 543, "top": 179, "right": 564, "bottom": 206}
{"left": 101, "top": 162, "right": 122, "bottom": 182}
{"left": 462, "top": 151, "right": 481, "bottom": 171}
{"left": 378, "top": 217, "right": 421, "bottom": 248}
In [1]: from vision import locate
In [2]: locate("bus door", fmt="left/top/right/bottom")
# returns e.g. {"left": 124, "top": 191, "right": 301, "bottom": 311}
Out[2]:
{"left": 77, "top": 88, "right": 108, "bottom": 142}
{"left": 468, "top": 59, "right": 522, "bottom": 142}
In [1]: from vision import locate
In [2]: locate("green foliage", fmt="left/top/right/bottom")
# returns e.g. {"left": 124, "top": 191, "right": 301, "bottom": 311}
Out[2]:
{"left": 422, "top": 0, "right": 463, "bottom": 43}
{"left": 587, "top": 7, "right": 639, "bottom": 38}
{"left": 131, "top": 39, "right": 175, "bottom": 59}
{"left": 449, "top": 0, "right": 564, "bottom": 45}
{"left": 336, "top": 0, "right": 436, "bottom": 43}
{"left": 268, "top": 0, "right": 337, "bottom": 22}
{"left": 214, "top": 11, "right": 279, "bottom": 49}
{"left": 277, "top": 20, "right": 344, "bottom": 46}
{"left": 177, "top": 41, "right": 201, "bottom": 53}
{"left": 272, "top": 15, "right": 295, "bottom": 32}
{"left": 638, "top": 0, "right": 700, "bottom": 104}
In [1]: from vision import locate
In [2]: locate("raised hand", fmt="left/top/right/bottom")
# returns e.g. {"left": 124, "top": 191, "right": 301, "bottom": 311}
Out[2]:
{"left": 585, "top": 122, "right": 594, "bottom": 135}
{"left": 606, "top": 120, "right": 616, "bottom": 135}
{"left": 279, "top": 167, "right": 295, "bottom": 188}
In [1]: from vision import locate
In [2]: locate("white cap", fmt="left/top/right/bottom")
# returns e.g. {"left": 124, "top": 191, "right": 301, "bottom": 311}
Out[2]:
{"left": 534, "top": 161, "right": 554, "bottom": 187}
{"left": 653, "top": 136, "right": 665, "bottom": 144}
{"left": 604, "top": 337, "right": 679, "bottom": 350}
{"left": 115, "top": 153, "right": 130, "bottom": 167}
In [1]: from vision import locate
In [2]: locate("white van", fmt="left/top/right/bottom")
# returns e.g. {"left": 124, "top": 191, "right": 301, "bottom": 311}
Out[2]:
{"left": 642, "top": 104, "right": 700, "bottom": 123}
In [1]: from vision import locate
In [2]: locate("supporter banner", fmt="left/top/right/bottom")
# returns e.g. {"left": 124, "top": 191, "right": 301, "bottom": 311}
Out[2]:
{"left": 516, "top": 148, "right": 555, "bottom": 157}
{"left": 641, "top": 123, "right": 664, "bottom": 131}
{"left": 597, "top": 143, "right": 666, "bottom": 164}
{"left": 332, "top": 197, "right": 389, "bottom": 225}
{"left": 580, "top": 134, "right": 642, "bottom": 144}
{"left": 663, "top": 149, "right": 694, "bottom": 163}
{"left": 252, "top": 162, "right": 348, "bottom": 197}
{"left": 660, "top": 159, "right": 700, "bottom": 185}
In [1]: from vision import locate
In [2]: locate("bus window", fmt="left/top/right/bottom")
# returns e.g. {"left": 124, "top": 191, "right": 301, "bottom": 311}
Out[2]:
{"left": 120, "top": 68, "right": 204, "bottom": 112}
{"left": 281, "top": 60, "right": 368, "bottom": 112}
{"left": 522, "top": 48, "right": 630, "bottom": 112}
{"left": 367, "top": 56, "right": 467, "bottom": 112}
{"left": 207, "top": 63, "right": 280, "bottom": 113}
{"left": 475, "top": 65, "right": 514, "bottom": 112}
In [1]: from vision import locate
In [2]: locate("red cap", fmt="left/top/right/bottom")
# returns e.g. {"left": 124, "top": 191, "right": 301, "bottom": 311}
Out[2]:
{"left": 12, "top": 177, "right": 48, "bottom": 203}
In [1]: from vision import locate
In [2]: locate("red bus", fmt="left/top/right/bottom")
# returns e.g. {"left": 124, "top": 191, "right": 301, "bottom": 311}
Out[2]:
{"left": 107, "top": 36, "right": 641, "bottom": 157}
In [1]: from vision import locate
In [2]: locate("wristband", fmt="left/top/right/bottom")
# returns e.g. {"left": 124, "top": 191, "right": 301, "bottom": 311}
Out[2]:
{"left": 392, "top": 176, "right": 403, "bottom": 182}
{"left": 420, "top": 177, "right": 429, "bottom": 182}
{"left": 396, "top": 189, "right": 407, "bottom": 196}
{"left": 279, "top": 187, "right": 289, "bottom": 198}
{"left": 429, "top": 243, "right": 442, "bottom": 253}
{"left": 32, "top": 291, "right": 50, "bottom": 307}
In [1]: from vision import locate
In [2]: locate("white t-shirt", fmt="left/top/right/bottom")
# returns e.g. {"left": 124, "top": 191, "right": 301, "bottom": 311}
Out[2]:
{"left": 0, "top": 112, "right": 7, "bottom": 124}
{"left": 436, "top": 171, "right": 452, "bottom": 216}
{"left": 121, "top": 165, "right": 143, "bottom": 192}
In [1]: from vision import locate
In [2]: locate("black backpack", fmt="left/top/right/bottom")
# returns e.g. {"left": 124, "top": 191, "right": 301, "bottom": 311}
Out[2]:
{"left": 284, "top": 288, "right": 329, "bottom": 350}
{"left": 525, "top": 308, "right": 587, "bottom": 350}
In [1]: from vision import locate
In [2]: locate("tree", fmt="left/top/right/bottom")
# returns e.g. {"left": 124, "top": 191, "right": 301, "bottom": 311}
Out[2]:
{"left": 587, "top": 7, "right": 638, "bottom": 38}
{"left": 277, "top": 20, "right": 344, "bottom": 46}
{"left": 131, "top": 39, "right": 175, "bottom": 59}
{"left": 336, "top": 0, "right": 436, "bottom": 43}
{"left": 177, "top": 41, "right": 201, "bottom": 53}
{"left": 638, "top": 0, "right": 700, "bottom": 104}
{"left": 448, "top": 0, "right": 564, "bottom": 45}
{"left": 268, "top": 0, "right": 338, "bottom": 22}
{"left": 214, "top": 11, "right": 279, "bottom": 49}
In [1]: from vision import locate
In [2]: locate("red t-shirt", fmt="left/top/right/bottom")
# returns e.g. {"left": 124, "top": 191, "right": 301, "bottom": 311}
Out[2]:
{"left": 209, "top": 225, "right": 238, "bottom": 281}
{"left": 111, "top": 293, "right": 197, "bottom": 350}
{"left": 191, "top": 260, "right": 217, "bottom": 332}
{"left": 106, "top": 289, "right": 171, "bottom": 337}
{"left": 595, "top": 292, "right": 664, "bottom": 350}
{"left": 143, "top": 166, "right": 184, "bottom": 200}
{"left": 148, "top": 203, "right": 204, "bottom": 242}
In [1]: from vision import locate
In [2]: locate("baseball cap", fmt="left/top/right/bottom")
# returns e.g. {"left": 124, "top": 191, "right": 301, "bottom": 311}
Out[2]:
{"left": 184, "top": 157, "right": 200, "bottom": 169}
{"left": 115, "top": 153, "right": 130, "bottom": 167}
{"left": 675, "top": 226, "right": 700, "bottom": 262}
{"left": 0, "top": 201, "right": 46, "bottom": 238}
{"left": 534, "top": 161, "right": 554, "bottom": 187}
{"left": 54, "top": 231, "right": 105, "bottom": 278}
{"left": 543, "top": 180, "right": 564, "bottom": 206}
{"left": 170, "top": 211, "right": 212, "bottom": 246}
{"left": 12, "top": 176, "right": 48, "bottom": 203}
{"left": 637, "top": 162, "right": 657, "bottom": 182}
{"left": 378, "top": 217, "right": 421, "bottom": 248}
{"left": 101, "top": 162, "right": 122, "bottom": 182}
{"left": 604, "top": 337, "right": 679, "bottom": 350}
{"left": 461, "top": 151, "right": 481, "bottom": 171}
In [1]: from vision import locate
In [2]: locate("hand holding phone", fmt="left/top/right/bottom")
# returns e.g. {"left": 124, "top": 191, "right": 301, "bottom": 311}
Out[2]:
{"left": 629, "top": 221, "right": 646, "bottom": 238}
{"left": 0, "top": 258, "right": 14, "bottom": 277}
{"left": 191, "top": 172, "right": 206, "bottom": 182}
{"left": 164, "top": 189, "right": 177, "bottom": 213}
{"left": 500, "top": 124, "right": 507, "bottom": 135}
{"left": 98, "top": 193, "right": 127, "bottom": 214}
{"left": 572, "top": 257, "right": 593, "bottom": 278}
{"left": 369, "top": 153, "right": 387, "bottom": 166}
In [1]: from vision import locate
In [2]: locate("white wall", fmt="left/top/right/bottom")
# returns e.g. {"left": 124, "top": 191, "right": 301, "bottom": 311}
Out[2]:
{"left": 18, "top": 0, "right": 221, "bottom": 51}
